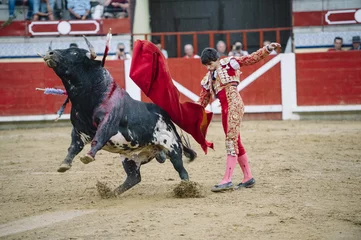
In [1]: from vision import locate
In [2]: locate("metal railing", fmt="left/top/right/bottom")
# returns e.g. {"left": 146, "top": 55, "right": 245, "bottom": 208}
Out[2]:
{"left": 133, "top": 27, "right": 292, "bottom": 57}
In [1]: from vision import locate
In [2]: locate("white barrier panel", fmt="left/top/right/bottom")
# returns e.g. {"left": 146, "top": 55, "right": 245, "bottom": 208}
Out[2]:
{"left": 280, "top": 53, "right": 299, "bottom": 120}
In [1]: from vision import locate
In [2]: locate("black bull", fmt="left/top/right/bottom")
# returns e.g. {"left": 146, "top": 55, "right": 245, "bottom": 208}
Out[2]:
{"left": 43, "top": 39, "right": 197, "bottom": 195}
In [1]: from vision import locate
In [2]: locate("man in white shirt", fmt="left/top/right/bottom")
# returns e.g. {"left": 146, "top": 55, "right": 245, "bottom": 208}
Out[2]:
{"left": 183, "top": 44, "right": 200, "bottom": 58}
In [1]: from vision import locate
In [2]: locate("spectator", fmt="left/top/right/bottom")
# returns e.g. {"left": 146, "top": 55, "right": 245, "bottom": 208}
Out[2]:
{"left": 53, "top": 0, "right": 65, "bottom": 20}
{"left": 183, "top": 44, "right": 200, "bottom": 58}
{"left": 68, "top": 0, "right": 91, "bottom": 20}
{"left": 91, "top": 0, "right": 104, "bottom": 19}
{"left": 328, "top": 37, "right": 343, "bottom": 51}
{"left": 69, "top": 43, "right": 78, "bottom": 48}
{"left": 350, "top": 36, "right": 361, "bottom": 50}
{"left": 263, "top": 40, "right": 277, "bottom": 55}
{"left": 153, "top": 39, "right": 168, "bottom": 59}
{"left": 112, "top": 42, "right": 131, "bottom": 60}
{"left": 103, "top": 0, "right": 129, "bottom": 18}
{"left": 228, "top": 41, "right": 249, "bottom": 57}
{"left": 33, "top": 0, "right": 55, "bottom": 21}
{"left": 1, "top": 0, "right": 33, "bottom": 27}
{"left": 216, "top": 40, "right": 227, "bottom": 57}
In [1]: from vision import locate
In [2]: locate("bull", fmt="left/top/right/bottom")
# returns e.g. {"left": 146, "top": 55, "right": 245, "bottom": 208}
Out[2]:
{"left": 43, "top": 37, "right": 197, "bottom": 195}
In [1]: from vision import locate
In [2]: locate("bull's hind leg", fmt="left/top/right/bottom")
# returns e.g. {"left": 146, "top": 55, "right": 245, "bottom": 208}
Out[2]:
{"left": 168, "top": 146, "right": 189, "bottom": 181}
{"left": 58, "top": 128, "right": 85, "bottom": 172}
{"left": 114, "top": 158, "right": 141, "bottom": 195}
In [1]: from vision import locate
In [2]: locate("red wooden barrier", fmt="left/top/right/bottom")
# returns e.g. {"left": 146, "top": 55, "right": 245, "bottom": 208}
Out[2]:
{"left": 0, "top": 60, "right": 125, "bottom": 116}
{"left": 2, "top": 52, "right": 361, "bottom": 119}
{"left": 141, "top": 57, "right": 281, "bottom": 106}
{"left": 296, "top": 51, "right": 361, "bottom": 106}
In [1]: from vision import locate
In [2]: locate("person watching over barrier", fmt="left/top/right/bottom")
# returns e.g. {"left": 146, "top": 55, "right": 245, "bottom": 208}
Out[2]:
{"left": 183, "top": 44, "right": 200, "bottom": 59}
{"left": 328, "top": 37, "right": 343, "bottom": 51}
{"left": 112, "top": 42, "right": 131, "bottom": 60}
{"left": 350, "top": 36, "right": 361, "bottom": 51}
{"left": 1, "top": 0, "right": 33, "bottom": 27}
{"left": 153, "top": 39, "right": 168, "bottom": 59}
{"left": 216, "top": 40, "right": 227, "bottom": 57}
{"left": 68, "top": 0, "right": 91, "bottom": 20}
{"left": 33, "top": 0, "right": 55, "bottom": 21}
{"left": 103, "top": 0, "right": 129, "bottom": 18}
{"left": 228, "top": 41, "right": 249, "bottom": 57}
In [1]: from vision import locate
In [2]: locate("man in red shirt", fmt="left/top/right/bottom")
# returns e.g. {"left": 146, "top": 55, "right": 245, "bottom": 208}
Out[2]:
{"left": 328, "top": 37, "right": 343, "bottom": 51}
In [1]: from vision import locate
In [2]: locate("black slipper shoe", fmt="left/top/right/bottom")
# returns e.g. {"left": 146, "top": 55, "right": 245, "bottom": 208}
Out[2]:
{"left": 211, "top": 182, "right": 234, "bottom": 192}
{"left": 234, "top": 178, "right": 255, "bottom": 190}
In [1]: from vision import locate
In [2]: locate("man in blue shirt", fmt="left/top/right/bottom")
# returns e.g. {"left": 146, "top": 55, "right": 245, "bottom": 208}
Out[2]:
{"left": 67, "top": 0, "right": 91, "bottom": 20}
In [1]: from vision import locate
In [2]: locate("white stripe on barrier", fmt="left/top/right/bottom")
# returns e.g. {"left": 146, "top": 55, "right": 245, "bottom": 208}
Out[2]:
{"left": 209, "top": 103, "right": 282, "bottom": 114}
{"left": 172, "top": 80, "right": 200, "bottom": 102}
{"left": 0, "top": 114, "right": 70, "bottom": 122}
{"left": 0, "top": 105, "right": 284, "bottom": 123}
{"left": 210, "top": 55, "right": 282, "bottom": 113}
{"left": 124, "top": 59, "right": 141, "bottom": 101}
{"left": 294, "top": 105, "right": 361, "bottom": 112}
{"left": 246, "top": 105, "right": 282, "bottom": 113}
{"left": 237, "top": 55, "right": 281, "bottom": 91}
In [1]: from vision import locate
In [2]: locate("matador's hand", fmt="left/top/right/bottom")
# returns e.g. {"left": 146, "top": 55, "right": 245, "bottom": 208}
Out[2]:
{"left": 267, "top": 42, "right": 281, "bottom": 51}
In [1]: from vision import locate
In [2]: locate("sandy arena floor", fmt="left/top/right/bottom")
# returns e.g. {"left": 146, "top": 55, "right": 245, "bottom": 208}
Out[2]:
{"left": 0, "top": 120, "right": 360, "bottom": 240}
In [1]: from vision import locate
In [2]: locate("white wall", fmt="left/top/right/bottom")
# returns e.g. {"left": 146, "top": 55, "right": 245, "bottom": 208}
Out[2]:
{"left": 132, "top": 0, "right": 151, "bottom": 41}
{"left": 293, "top": 0, "right": 361, "bottom": 52}
{"left": 293, "top": 0, "right": 361, "bottom": 12}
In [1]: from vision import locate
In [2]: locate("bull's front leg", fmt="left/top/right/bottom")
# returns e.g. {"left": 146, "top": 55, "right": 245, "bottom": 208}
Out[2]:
{"left": 58, "top": 128, "right": 86, "bottom": 172}
{"left": 79, "top": 112, "right": 119, "bottom": 165}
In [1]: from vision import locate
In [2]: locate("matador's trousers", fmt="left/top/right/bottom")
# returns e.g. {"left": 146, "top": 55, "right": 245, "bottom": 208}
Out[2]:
{"left": 217, "top": 86, "right": 246, "bottom": 157}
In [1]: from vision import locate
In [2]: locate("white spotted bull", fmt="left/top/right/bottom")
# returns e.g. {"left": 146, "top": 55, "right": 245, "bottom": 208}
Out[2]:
{"left": 42, "top": 37, "right": 196, "bottom": 195}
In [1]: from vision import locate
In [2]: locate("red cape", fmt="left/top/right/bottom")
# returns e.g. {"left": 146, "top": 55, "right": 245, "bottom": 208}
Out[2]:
{"left": 129, "top": 40, "right": 213, "bottom": 153}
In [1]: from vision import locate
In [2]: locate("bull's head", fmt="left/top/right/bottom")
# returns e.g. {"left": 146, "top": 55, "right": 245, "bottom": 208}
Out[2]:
{"left": 43, "top": 36, "right": 98, "bottom": 74}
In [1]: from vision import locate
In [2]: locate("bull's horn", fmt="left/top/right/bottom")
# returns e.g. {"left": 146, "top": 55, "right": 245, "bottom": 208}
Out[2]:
{"left": 83, "top": 35, "right": 97, "bottom": 59}
{"left": 48, "top": 41, "right": 52, "bottom": 51}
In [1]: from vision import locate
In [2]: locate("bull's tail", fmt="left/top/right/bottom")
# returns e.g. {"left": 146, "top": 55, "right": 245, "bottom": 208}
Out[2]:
{"left": 162, "top": 112, "right": 197, "bottom": 161}
{"left": 180, "top": 132, "right": 197, "bottom": 162}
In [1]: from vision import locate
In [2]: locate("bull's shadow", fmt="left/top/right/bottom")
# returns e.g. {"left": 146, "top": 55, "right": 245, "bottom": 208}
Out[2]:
{"left": 42, "top": 37, "right": 197, "bottom": 196}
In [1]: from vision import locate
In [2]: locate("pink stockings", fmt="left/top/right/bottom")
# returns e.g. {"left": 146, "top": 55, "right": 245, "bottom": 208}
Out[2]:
{"left": 220, "top": 155, "right": 237, "bottom": 184}
{"left": 237, "top": 153, "right": 253, "bottom": 183}
{"left": 219, "top": 137, "right": 253, "bottom": 184}
{"left": 219, "top": 153, "right": 253, "bottom": 184}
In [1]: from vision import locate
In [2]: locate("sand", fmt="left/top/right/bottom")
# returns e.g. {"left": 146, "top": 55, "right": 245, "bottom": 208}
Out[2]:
{"left": 0, "top": 120, "right": 360, "bottom": 239}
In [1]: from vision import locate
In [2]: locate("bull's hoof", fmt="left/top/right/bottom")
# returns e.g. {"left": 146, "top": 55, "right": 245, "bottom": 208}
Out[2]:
{"left": 113, "top": 186, "right": 127, "bottom": 196}
{"left": 57, "top": 163, "right": 71, "bottom": 173}
{"left": 80, "top": 154, "right": 95, "bottom": 164}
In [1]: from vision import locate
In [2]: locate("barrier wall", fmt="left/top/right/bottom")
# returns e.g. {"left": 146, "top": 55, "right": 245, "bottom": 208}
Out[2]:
{"left": 0, "top": 61, "right": 126, "bottom": 118}
{"left": 296, "top": 51, "right": 361, "bottom": 106}
{"left": 1, "top": 52, "right": 360, "bottom": 122}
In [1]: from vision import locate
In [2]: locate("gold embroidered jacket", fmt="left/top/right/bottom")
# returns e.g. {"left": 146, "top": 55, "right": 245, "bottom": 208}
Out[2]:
{"left": 197, "top": 46, "right": 271, "bottom": 108}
